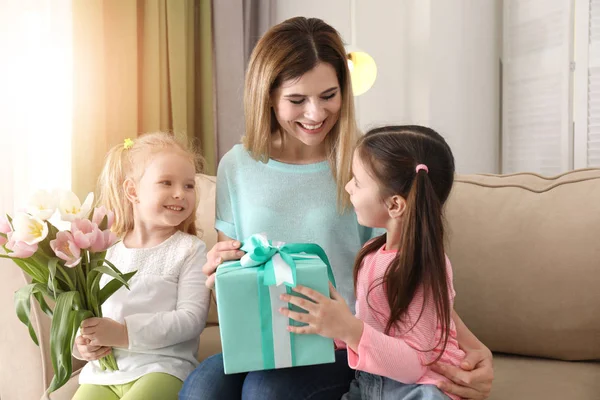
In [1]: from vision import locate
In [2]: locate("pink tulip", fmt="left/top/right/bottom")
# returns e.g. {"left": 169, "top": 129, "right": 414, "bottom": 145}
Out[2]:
{"left": 50, "top": 231, "right": 82, "bottom": 267}
{"left": 0, "top": 216, "right": 11, "bottom": 234}
{"left": 89, "top": 230, "right": 118, "bottom": 253}
{"left": 1, "top": 229, "right": 10, "bottom": 247}
{"left": 91, "top": 206, "right": 115, "bottom": 231}
{"left": 5, "top": 233, "right": 38, "bottom": 258}
{"left": 70, "top": 219, "right": 100, "bottom": 250}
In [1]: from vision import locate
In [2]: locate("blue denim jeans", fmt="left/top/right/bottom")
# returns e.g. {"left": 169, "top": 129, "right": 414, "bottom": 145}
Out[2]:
{"left": 342, "top": 371, "right": 450, "bottom": 400}
{"left": 179, "top": 350, "right": 354, "bottom": 400}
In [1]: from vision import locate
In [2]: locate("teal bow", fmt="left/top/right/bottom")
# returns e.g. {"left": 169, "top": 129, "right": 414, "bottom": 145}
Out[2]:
{"left": 221, "top": 233, "right": 337, "bottom": 288}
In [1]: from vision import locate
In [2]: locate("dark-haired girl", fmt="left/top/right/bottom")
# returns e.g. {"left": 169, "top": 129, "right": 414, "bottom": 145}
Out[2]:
{"left": 280, "top": 126, "right": 467, "bottom": 400}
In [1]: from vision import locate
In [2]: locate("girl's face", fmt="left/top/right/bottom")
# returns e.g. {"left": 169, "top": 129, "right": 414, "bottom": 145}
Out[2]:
{"left": 271, "top": 62, "right": 342, "bottom": 150}
{"left": 130, "top": 151, "right": 196, "bottom": 231}
{"left": 345, "top": 150, "right": 391, "bottom": 228}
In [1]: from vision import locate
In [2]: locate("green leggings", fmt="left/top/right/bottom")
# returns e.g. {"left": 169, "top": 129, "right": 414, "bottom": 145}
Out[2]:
{"left": 73, "top": 372, "right": 182, "bottom": 400}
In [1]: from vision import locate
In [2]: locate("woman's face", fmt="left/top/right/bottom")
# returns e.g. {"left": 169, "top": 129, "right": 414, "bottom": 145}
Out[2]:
{"left": 272, "top": 62, "right": 342, "bottom": 149}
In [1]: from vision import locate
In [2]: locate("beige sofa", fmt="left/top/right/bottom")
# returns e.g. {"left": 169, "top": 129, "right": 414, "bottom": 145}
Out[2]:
{"left": 1, "top": 171, "right": 599, "bottom": 400}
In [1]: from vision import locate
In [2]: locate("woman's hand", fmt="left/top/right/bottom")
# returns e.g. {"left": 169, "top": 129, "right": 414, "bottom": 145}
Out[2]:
{"left": 81, "top": 317, "right": 129, "bottom": 348}
{"left": 432, "top": 345, "right": 494, "bottom": 399}
{"left": 74, "top": 335, "right": 112, "bottom": 361}
{"left": 202, "top": 239, "right": 246, "bottom": 289}
{"left": 278, "top": 283, "right": 363, "bottom": 350}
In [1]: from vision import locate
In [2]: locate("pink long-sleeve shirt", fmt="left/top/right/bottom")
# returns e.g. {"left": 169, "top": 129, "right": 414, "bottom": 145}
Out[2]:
{"left": 338, "top": 244, "right": 465, "bottom": 400}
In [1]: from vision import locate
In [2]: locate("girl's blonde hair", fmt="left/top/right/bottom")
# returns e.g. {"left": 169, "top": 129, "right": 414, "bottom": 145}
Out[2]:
{"left": 242, "top": 17, "right": 358, "bottom": 211}
{"left": 96, "top": 132, "right": 205, "bottom": 238}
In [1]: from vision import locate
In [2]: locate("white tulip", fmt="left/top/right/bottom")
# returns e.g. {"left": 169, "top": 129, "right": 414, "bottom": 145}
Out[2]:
{"left": 58, "top": 191, "right": 94, "bottom": 222}
{"left": 11, "top": 212, "right": 49, "bottom": 245}
{"left": 26, "top": 190, "right": 58, "bottom": 221}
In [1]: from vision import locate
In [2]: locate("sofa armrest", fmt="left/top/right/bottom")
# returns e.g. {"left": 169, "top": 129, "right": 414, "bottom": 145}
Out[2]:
{"left": 41, "top": 369, "right": 82, "bottom": 400}
{"left": 0, "top": 259, "right": 49, "bottom": 399}
{"left": 0, "top": 259, "right": 86, "bottom": 400}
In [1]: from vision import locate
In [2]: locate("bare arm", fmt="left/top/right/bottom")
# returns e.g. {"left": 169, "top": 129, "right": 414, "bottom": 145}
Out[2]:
{"left": 454, "top": 309, "right": 488, "bottom": 354}
{"left": 431, "top": 309, "right": 494, "bottom": 399}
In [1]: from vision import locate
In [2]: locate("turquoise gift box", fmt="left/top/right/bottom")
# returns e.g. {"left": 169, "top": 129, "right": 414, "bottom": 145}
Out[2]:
{"left": 215, "top": 234, "right": 336, "bottom": 374}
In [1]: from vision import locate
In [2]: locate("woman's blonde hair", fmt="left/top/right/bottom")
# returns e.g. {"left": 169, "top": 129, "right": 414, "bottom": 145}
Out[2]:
{"left": 96, "top": 132, "right": 205, "bottom": 238}
{"left": 242, "top": 17, "right": 358, "bottom": 210}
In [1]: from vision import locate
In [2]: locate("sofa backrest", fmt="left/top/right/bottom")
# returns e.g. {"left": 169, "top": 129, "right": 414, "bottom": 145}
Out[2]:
{"left": 194, "top": 174, "right": 219, "bottom": 324}
{"left": 445, "top": 169, "right": 600, "bottom": 361}
{"left": 195, "top": 174, "right": 217, "bottom": 250}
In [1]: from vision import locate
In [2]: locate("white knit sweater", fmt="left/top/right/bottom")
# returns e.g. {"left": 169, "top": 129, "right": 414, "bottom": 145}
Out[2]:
{"left": 77, "top": 231, "right": 210, "bottom": 385}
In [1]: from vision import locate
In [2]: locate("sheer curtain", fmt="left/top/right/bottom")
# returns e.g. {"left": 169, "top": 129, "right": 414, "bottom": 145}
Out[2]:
{"left": 0, "top": 0, "right": 73, "bottom": 213}
{"left": 0, "top": 2, "right": 73, "bottom": 398}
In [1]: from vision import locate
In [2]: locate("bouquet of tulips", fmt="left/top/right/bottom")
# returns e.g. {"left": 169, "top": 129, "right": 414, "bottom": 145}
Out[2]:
{"left": 0, "top": 190, "right": 134, "bottom": 392}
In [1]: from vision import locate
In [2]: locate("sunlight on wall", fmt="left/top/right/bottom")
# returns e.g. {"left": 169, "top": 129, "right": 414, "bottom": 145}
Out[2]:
{"left": 0, "top": 0, "right": 72, "bottom": 212}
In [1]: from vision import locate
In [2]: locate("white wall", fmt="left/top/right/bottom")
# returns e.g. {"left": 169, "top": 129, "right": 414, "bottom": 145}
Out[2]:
{"left": 429, "top": 0, "right": 502, "bottom": 173}
{"left": 275, "top": 0, "right": 502, "bottom": 174}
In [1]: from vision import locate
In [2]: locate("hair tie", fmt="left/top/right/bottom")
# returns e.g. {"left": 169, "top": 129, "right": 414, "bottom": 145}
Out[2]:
{"left": 123, "top": 138, "right": 134, "bottom": 150}
{"left": 415, "top": 164, "right": 428, "bottom": 174}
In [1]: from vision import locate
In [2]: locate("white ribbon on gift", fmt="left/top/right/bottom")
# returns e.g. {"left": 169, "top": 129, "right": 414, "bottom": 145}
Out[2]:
{"left": 239, "top": 233, "right": 295, "bottom": 368}
{"left": 269, "top": 284, "right": 293, "bottom": 368}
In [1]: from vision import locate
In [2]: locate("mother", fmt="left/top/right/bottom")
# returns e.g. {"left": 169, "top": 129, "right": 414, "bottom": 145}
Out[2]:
{"left": 180, "top": 17, "right": 493, "bottom": 400}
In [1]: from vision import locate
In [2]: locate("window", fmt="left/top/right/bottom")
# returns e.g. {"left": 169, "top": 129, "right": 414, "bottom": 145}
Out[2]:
{"left": 574, "top": 0, "right": 600, "bottom": 168}
{"left": 502, "top": 0, "right": 574, "bottom": 174}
